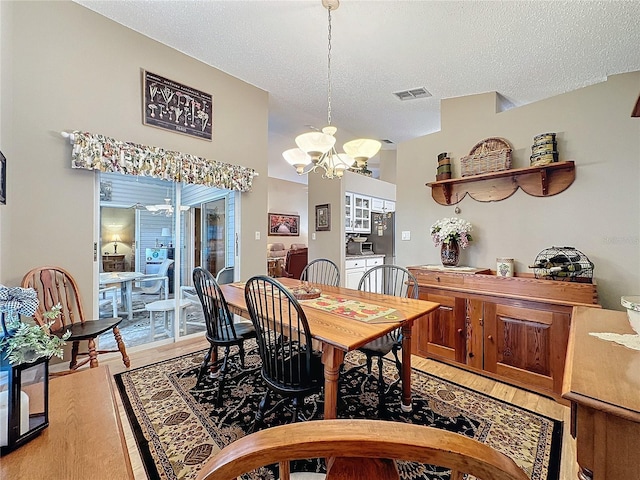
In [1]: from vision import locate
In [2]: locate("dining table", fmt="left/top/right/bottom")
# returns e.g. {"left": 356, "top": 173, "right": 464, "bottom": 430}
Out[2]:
{"left": 99, "top": 271, "right": 145, "bottom": 319}
{"left": 219, "top": 277, "right": 440, "bottom": 420}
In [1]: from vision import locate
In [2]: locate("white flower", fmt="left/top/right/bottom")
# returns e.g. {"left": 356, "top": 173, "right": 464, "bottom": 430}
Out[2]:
{"left": 430, "top": 217, "right": 474, "bottom": 249}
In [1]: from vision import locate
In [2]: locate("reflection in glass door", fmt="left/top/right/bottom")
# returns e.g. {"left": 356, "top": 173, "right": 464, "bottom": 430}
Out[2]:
{"left": 203, "top": 198, "right": 226, "bottom": 276}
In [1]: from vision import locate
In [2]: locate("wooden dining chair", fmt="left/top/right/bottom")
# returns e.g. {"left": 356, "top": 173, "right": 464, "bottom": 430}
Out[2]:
{"left": 244, "top": 275, "right": 324, "bottom": 431}
{"left": 195, "top": 419, "right": 529, "bottom": 480}
{"left": 21, "top": 266, "right": 130, "bottom": 371}
{"left": 300, "top": 258, "right": 340, "bottom": 287}
{"left": 355, "top": 265, "right": 418, "bottom": 411}
{"left": 192, "top": 267, "right": 256, "bottom": 406}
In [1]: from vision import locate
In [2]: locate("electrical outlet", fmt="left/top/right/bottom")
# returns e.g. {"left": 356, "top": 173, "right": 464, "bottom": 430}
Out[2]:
{"left": 255, "top": 231, "right": 260, "bottom": 240}
{"left": 401, "top": 231, "right": 411, "bottom": 241}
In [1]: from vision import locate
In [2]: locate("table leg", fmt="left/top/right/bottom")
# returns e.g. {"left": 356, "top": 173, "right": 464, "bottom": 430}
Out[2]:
{"left": 125, "top": 281, "right": 133, "bottom": 319}
{"left": 321, "top": 345, "right": 345, "bottom": 420}
{"left": 401, "top": 321, "right": 414, "bottom": 412}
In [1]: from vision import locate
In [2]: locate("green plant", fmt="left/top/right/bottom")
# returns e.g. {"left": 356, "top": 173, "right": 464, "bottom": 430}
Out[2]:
{"left": 0, "top": 304, "right": 71, "bottom": 365}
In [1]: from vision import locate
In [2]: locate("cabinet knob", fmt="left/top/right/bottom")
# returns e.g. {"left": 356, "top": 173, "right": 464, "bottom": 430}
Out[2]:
{"left": 468, "top": 352, "right": 475, "bottom": 358}
{"left": 457, "top": 328, "right": 463, "bottom": 335}
{"left": 487, "top": 335, "right": 493, "bottom": 341}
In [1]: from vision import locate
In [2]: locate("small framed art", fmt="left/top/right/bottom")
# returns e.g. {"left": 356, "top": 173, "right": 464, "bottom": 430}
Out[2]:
{"left": 315, "top": 204, "right": 330, "bottom": 231}
{"left": 268, "top": 213, "right": 300, "bottom": 236}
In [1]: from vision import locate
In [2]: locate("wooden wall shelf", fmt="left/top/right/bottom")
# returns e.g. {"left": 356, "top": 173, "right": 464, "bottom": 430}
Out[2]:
{"left": 426, "top": 161, "right": 575, "bottom": 205}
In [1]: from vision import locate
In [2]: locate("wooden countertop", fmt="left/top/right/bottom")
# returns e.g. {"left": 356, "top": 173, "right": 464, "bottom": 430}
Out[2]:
{"left": 563, "top": 306, "right": 640, "bottom": 422}
{"left": 0, "top": 366, "right": 134, "bottom": 478}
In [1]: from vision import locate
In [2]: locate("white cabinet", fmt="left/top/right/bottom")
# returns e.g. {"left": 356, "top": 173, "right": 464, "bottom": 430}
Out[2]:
{"left": 371, "top": 197, "right": 395, "bottom": 213}
{"left": 345, "top": 258, "right": 366, "bottom": 289}
{"left": 365, "top": 257, "right": 384, "bottom": 292}
{"left": 371, "top": 197, "right": 385, "bottom": 213}
{"left": 345, "top": 256, "right": 385, "bottom": 290}
{"left": 345, "top": 193, "right": 371, "bottom": 233}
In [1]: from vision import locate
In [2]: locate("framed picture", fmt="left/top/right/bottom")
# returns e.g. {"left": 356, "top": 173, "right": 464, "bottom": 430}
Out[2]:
{"left": 268, "top": 213, "right": 300, "bottom": 236}
{"left": 142, "top": 69, "right": 213, "bottom": 141}
{"left": 0, "top": 150, "right": 5, "bottom": 205}
{"left": 315, "top": 204, "right": 330, "bottom": 231}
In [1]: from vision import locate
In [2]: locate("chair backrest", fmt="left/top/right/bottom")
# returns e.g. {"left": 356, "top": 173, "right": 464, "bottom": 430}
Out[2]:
{"left": 267, "top": 242, "right": 287, "bottom": 258}
{"left": 192, "top": 267, "right": 239, "bottom": 343}
{"left": 195, "top": 419, "right": 529, "bottom": 480}
{"left": 139, "top": 258, "right": 174, "bottom": 294}
{"left": 283, "top": 248, "right": 308, "bottom": 280}
{"left": 21, "top": 266, "right": 86, "bottom": 330}
{"left": 215, "top": 266, "right": 234, "bottom": 285}
{"left": 300, "top": 258, "right": 340, "bottom": 286}
{"left": 244, "top": 276, "right": 316, "bottom": 391}
{"left": 358, "top": 265, "right": 419, "bottom": 299}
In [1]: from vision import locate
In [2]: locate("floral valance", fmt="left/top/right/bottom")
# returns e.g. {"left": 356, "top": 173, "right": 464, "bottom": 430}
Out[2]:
{"left": 70, "top": 130, "right": 257, "bottom": 192}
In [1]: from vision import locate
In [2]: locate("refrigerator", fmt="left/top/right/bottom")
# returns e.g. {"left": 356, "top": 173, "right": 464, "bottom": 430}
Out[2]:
{"left": 369, "top": 212, "right": 395, "bottom": 264}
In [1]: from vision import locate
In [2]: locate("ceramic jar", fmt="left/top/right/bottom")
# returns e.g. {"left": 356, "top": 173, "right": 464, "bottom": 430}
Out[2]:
{"left": 496, "top": 258, "right": 514, "bottom": 277}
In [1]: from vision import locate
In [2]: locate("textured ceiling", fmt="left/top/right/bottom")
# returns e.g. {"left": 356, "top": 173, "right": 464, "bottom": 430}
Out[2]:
{"left": 74, "top": 0, "right": 640, "bottom": 183}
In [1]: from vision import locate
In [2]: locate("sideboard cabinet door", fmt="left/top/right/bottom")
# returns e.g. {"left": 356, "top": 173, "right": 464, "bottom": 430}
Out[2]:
{"left": 483, "top": 303, "right": 570, "bottom": 395}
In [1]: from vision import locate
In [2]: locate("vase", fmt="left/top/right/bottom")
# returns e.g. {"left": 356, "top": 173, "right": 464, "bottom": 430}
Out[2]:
{"left": 440, "top": 240, "right": 460, "bottom": 267}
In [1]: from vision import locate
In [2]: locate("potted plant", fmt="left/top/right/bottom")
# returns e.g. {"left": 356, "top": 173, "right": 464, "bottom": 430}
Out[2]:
{"left": 0, "top": 286, "right": 70, "bottom": 365}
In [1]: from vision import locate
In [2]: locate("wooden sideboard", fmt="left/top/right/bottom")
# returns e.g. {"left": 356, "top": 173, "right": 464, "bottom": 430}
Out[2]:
{"left": 407, "top": 266, "right": 599, "bottom": 400}
{"left": 0, "top": 366, "right": 134, "bottom": 479}
{"left": 563, "top": 306, "right": 640, "bottom": 480}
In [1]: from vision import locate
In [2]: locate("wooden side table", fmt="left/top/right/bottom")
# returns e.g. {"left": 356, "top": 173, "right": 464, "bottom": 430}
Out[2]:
{"left": 563, "top": 306, "right": 640, "bottom": 479}
{"left": 103, "top": 254, "right": 126, "bottom": 272}
{"left": 0, "top": 366, "right": 134, "bottom": 478}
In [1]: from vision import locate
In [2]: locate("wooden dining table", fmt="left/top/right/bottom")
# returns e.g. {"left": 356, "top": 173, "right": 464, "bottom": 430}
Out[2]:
{"left": 219, "top": 277, "right": 440, "bottom": 420}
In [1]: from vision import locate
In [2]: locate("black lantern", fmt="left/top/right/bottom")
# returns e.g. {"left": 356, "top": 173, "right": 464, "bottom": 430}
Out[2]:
{"left": 0, "top": 312, "right": 49, "bottom": 454}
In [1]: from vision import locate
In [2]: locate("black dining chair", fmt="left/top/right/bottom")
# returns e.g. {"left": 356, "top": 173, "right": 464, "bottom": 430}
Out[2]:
{"left": 244, "top": 275, "right": 324, "bottom": 431}
{"left": 356, "top": 265, "right": 418, "bottom": 411}
{"left": 300, "top": 258, "right": 340, "bottom": 286}
{"left": 192, "top": 267, "right": 256, "bottom": 406}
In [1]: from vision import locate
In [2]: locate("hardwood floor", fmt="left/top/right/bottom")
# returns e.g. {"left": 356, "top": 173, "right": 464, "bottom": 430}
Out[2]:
{"left": 99, "top": 337, "right": 578, "bottom": 480}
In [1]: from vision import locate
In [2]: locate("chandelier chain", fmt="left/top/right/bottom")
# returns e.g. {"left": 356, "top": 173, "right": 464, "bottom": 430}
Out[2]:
{"left": 327, "top": 7, "right": 332, "bottom": 126}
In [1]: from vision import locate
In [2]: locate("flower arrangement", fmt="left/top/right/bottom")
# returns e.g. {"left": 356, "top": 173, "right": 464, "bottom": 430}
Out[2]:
{"left": 0, "top": 285, "right": 71, "bottom": 365}
{"left": 430, "top": 217, "right": 474, "bottom": 249}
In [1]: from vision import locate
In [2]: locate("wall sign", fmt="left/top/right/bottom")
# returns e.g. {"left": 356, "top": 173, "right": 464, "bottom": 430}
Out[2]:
{"left": 142, "top": 70, "right": 213, "bottom": 141}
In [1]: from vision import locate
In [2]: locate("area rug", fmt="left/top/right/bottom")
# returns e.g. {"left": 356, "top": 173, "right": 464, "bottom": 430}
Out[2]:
{"left": 115, "top": 342, "right": 562, "bottom": 480}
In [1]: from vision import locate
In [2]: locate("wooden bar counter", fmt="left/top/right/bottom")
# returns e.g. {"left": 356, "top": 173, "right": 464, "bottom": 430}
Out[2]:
{"left": 0, "top": 365, "right": 133, "bottom": 479}
{"left": 563, "top": 306, "right": 640, "bottom": 480}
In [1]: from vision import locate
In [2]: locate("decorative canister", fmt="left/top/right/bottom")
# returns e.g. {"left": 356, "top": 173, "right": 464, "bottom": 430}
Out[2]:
{"left": 533, "top": 132, "right": 556, "bottom": 144}
{"left": 496, "top": 258, "right": 514, "bottom": 277}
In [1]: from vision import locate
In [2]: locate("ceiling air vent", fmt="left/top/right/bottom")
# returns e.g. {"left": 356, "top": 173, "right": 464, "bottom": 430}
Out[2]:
{"left": 381, "top": 139, "right": 394, "bottom": 144}
{"left": 393, "top": 87, "right": 432, "bottom": 101}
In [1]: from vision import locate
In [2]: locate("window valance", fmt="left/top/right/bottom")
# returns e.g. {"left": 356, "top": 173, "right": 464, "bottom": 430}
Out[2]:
{"left": 70, "top": 130, "right": 257, "bottom": 192}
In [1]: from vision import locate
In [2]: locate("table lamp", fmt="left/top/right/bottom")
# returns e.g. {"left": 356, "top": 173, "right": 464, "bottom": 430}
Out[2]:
{"left": 160, "top": 228, "right": 171, "bottom": 247}
{"left": 112, "top": 234, "right": 121, "bottom": 254}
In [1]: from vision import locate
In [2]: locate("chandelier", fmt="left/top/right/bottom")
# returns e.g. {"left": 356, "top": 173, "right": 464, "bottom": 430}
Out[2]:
{"left": 282, "top": 0, "right": 381, "bottom": 179}
{"left": 145, "top": 198, "right": 189, "bottom": 216}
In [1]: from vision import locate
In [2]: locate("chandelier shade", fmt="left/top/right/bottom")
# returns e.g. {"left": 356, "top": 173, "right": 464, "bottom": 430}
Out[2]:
{"left": 343, "top": 138, "right": 382, "bottom": 167}
{"left": 282, "top": 0, "right": 380, "bottom": 179}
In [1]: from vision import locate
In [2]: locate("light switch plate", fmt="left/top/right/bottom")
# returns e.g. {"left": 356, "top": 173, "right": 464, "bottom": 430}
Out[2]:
{"left": 255, "top": 231, "right": 260, "bottom": 240}
{"left": 401, "top": 231, "right": 411, "bottom": 241}
{"left": 312, "top": 233, "right": 316, "bottom": 240}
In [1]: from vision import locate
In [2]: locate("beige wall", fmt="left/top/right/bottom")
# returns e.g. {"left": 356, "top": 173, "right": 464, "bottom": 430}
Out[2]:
{"left": 0, "top": 2, "right": 269, "bottom": 303}
{"left": 267, "top": 177, "right": 308, "bottom": 248}
{"left": 396, "top": 72, "right": 640, "bottom": 310}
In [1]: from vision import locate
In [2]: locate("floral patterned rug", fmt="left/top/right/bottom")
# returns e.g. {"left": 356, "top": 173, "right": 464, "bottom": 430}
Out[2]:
{"left": 115, "top": 342, "right": 561, "bottom": 480}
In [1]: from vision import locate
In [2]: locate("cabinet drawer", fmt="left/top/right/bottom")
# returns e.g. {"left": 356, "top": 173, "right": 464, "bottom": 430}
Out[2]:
{"left": 346, "top": 259, "right": 365, "bottom": 269}
{"left": 413, "top": 270, "right": 466, "bottom": 287}
{"left": 366, "top": 257, "right": 384, "bottom": 267}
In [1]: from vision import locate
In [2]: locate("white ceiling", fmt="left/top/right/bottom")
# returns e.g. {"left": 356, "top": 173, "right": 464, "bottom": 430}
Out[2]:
{"left": 74, "top": 0, "right": 640, "bottom": 183}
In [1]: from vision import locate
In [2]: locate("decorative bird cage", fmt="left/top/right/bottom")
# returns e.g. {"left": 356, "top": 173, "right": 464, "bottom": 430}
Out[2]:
{"left": 530, "top": 246, "right": 594, "bottom": 283}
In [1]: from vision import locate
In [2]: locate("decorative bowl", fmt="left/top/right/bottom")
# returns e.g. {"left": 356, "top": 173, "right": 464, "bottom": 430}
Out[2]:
{"left": 292, "top": 283, "right": 321, "bottom": 300}
{"left": 621, "top": 296, "right": 640, "bottom": 335}
{"left": 352, "top": 237, "right": 367, "bottom": 243}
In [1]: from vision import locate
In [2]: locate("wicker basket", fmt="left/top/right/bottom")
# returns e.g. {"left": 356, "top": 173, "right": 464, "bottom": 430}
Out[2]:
{"left": 460, "top": 137, "right": 512, "bottom": 177}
